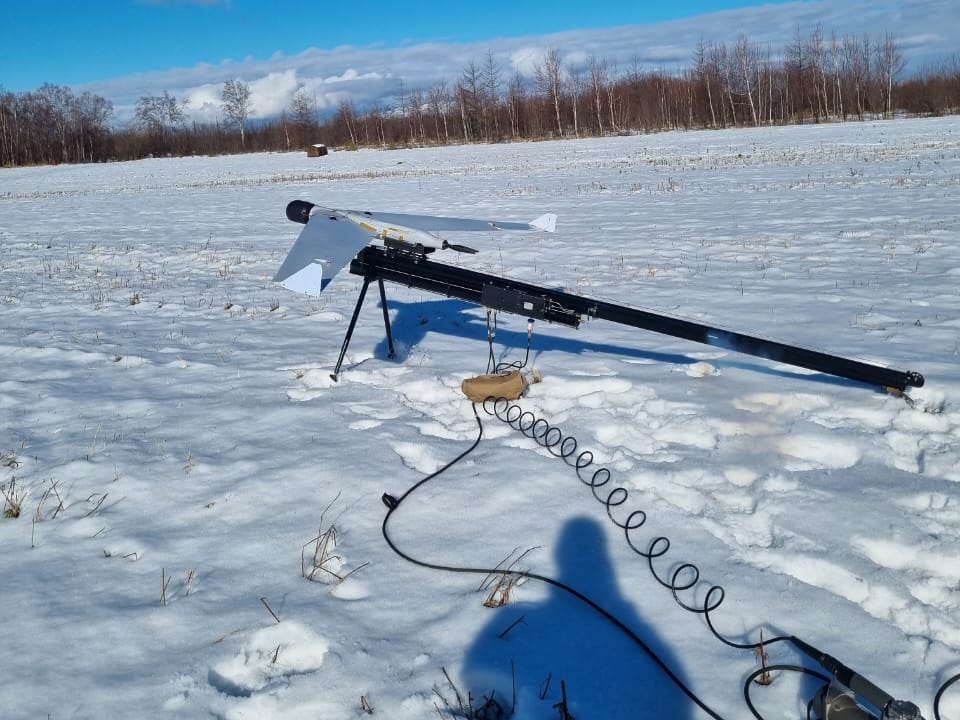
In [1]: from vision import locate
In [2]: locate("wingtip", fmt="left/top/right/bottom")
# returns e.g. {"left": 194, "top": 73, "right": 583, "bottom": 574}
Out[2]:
{"left": 276, "top": 263, "right": 328, "bottom": 295}
{"left": 530, "top": 213, "right": 557, "bottom": 233}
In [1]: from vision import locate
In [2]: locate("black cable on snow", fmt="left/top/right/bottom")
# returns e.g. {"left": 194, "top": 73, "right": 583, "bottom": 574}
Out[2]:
{"left": 934, "top": 672, "right": 959, "bottom": 720}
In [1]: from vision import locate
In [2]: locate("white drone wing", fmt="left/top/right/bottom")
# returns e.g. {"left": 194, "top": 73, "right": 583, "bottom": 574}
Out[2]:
{"left": 273, "top": 210, "right": 374, "bottom": 294}
{"left": 274, "top": 201, "right": 556, "bottom": 294}
{"left": 353, "top": 209, "right": 557, "bottom": 233}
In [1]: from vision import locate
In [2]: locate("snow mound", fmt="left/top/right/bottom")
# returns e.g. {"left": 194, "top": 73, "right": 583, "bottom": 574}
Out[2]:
{"left": 208, "top": 621, "right": 329, "bottom": 697}
{"left": 685, "top": 361, "right": 719, "bottom": 377}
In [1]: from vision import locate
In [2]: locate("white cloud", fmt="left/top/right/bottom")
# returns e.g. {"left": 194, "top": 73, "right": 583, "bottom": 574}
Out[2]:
{"left": 325, "top": 68, "right": 359, "bottom": 83}
{"left": 183, "top": 85, "right": 221, "bottom": 122}
{"left": 897, "top": 33, "right": 946, "bottom": 50}
{"left": 248, "top": 69, "right": 300, "bottom": 118}
{"left": 510, "top": 46, "right": 547, "bottom": 76}
{"left": 563, "top": 51, "right": 589, "bottom": 71}
{"left": 644, "top": 45, "right": 692, "bottom": 66}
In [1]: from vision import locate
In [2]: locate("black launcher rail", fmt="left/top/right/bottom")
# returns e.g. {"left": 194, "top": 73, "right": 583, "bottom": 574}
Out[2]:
{"left": 344, "top": 245, "right": 923, "bottom": 391}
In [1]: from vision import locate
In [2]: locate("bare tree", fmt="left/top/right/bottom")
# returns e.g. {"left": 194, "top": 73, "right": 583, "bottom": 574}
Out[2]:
{"left": 712, "top": 42, "right": 738, "bottom": 126}
{"left": 535, "top": 49, "right": 564, "bottom": 137}
{"left": 806, "top": 24, "right": 829, "bottom": 121}
{"left": 481, "top": 50, "right": 503, "bottom": 141}
{"left": 395, "top": 78, "right": 414, "bottom": 144}
{"left": 785, "top": 26, "right": 808, "bottom": 121}
{"left": 135, "top": 91, "right": 188, "bottom": 153}
{"left": 506, "top": 71, "right": 526, "bottom": 139}
{"left": 334, "top": 98, "right": 358, "bottom": 147}
{"left": 605, "top": 58, "right": 624, "bottom": 133}
{"left": 829, "top": 30, "right": 844, "bottom": 119}
{"left": 0, "top": 88, "right": 17, "bottom": 165}
{"left": 72, "top": 91, "right": 113, "bottom": 162}
{"left": 735, "top": 35, "right": 760, "bottom": 126}
{"left": 289, "top": 87, "right": 317, "bottom": 147}
{"left": 759, "top": 45, "right": 776, "bottom": 125}
{"left": 458, "top": 61, "right": 483, "bottom": 141}
{"left": 456, "top": 83, "right": 471, "bottom": 141}
{"left": 875, "top": 32, "right": 905, "bottom": 118}
{"left": 221, "top": 79, "right": 252, "bottom": 148}
{"left": 291, "top": 88, "right": 315, "bottom": 125}
{"left": 588, "top": 55, "right": 609, "bottom": 134}
{"left": 37, "top": 83, "right": 74, "bottom": 163}
{"left": 366, "top": 104, "right": 386, "bottom": 146}
{"left": 842, "top": 33, "right": 871, "bottom": 120}
{"left": 408, "top": 85, "right": 427, "bottom": 142}
{"left": 428, "top": 80, "right": 451, "bottom": 143}
{"left": 567, "top": 62, "right": 586, "bottom": 136}
{"left": 693, "top": 41, "right": 718, "bottom": 128}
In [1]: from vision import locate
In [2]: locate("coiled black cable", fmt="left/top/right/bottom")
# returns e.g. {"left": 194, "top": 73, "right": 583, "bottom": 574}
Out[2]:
{"left": 381, "top": 403, "right": 729, "bottom": 720}
{"left": 479, "top": 397, "right": 792, "bottom": 653}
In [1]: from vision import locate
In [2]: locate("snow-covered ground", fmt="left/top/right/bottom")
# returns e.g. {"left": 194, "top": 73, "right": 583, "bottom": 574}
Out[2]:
{"left": 1, "top": 117, "right": 959, "bottom": 720}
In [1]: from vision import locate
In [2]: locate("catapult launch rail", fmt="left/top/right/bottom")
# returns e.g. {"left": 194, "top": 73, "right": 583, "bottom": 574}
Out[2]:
{"left": 346, "top": 245, "right": 924, "bottom": 391}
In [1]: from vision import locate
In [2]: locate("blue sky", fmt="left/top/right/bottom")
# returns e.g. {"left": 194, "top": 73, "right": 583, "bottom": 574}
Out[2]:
{"left": 2, "top": 0, "right": 957, "bottom": 122}
{"left": 3, "top": 0, "right": 807, "bottom": 89}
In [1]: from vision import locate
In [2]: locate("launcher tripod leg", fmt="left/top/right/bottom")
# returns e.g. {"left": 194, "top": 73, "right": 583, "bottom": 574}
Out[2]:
{"left": 331, "top": 276, "right": 372, "bottom": 381}
{"left": 331, "top": 275, "right": 396, "bottom": 381}
{"left": 377, "top": 278, "right": 396, "bottom": 360}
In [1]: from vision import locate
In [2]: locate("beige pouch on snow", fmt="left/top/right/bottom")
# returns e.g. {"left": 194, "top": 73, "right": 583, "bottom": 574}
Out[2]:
{"left": 460, "top": 370, "right": 528, "bottom": 402}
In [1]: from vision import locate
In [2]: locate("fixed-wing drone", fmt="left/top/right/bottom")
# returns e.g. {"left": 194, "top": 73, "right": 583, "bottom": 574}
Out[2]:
{"left": 275, "top": 200, "right": 556, "bottom": 294}
{"left": 274, "top": 200, "right": 923, "bottom": 391}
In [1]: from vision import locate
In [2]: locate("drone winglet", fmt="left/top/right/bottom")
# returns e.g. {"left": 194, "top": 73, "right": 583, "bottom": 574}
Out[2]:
{"left": 528, "top": 213, "right": 556, "bottom": 233}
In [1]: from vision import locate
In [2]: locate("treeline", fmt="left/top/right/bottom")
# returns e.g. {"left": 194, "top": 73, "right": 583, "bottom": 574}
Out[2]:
{"left": 331, "top": 29, "right": 960, "bottom": 147}
{"left": 0, "top": 83, "right": 114, "bottom": 166}
{"left": 2, "top": 27, "right": 960, "bottom": 167}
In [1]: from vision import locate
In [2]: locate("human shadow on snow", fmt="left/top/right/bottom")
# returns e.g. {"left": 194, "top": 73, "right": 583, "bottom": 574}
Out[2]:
{"left": 461, "top": 515, "right": 693, "bottom": 719}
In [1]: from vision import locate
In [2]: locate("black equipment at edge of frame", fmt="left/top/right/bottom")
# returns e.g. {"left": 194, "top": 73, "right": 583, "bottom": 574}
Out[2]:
{"left": 333, "top": 243, "right": 924, "bottom": 391}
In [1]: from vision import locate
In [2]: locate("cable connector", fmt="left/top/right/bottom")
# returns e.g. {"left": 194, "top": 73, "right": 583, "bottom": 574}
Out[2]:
{"left": 792, "top": 636, "right": 925, "bottom": 720}
{"left": 883, "top": 700, "right": 924, "bottom": 720}
{"left": 381, "top": 493, "right": 399, "bottom": 510}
